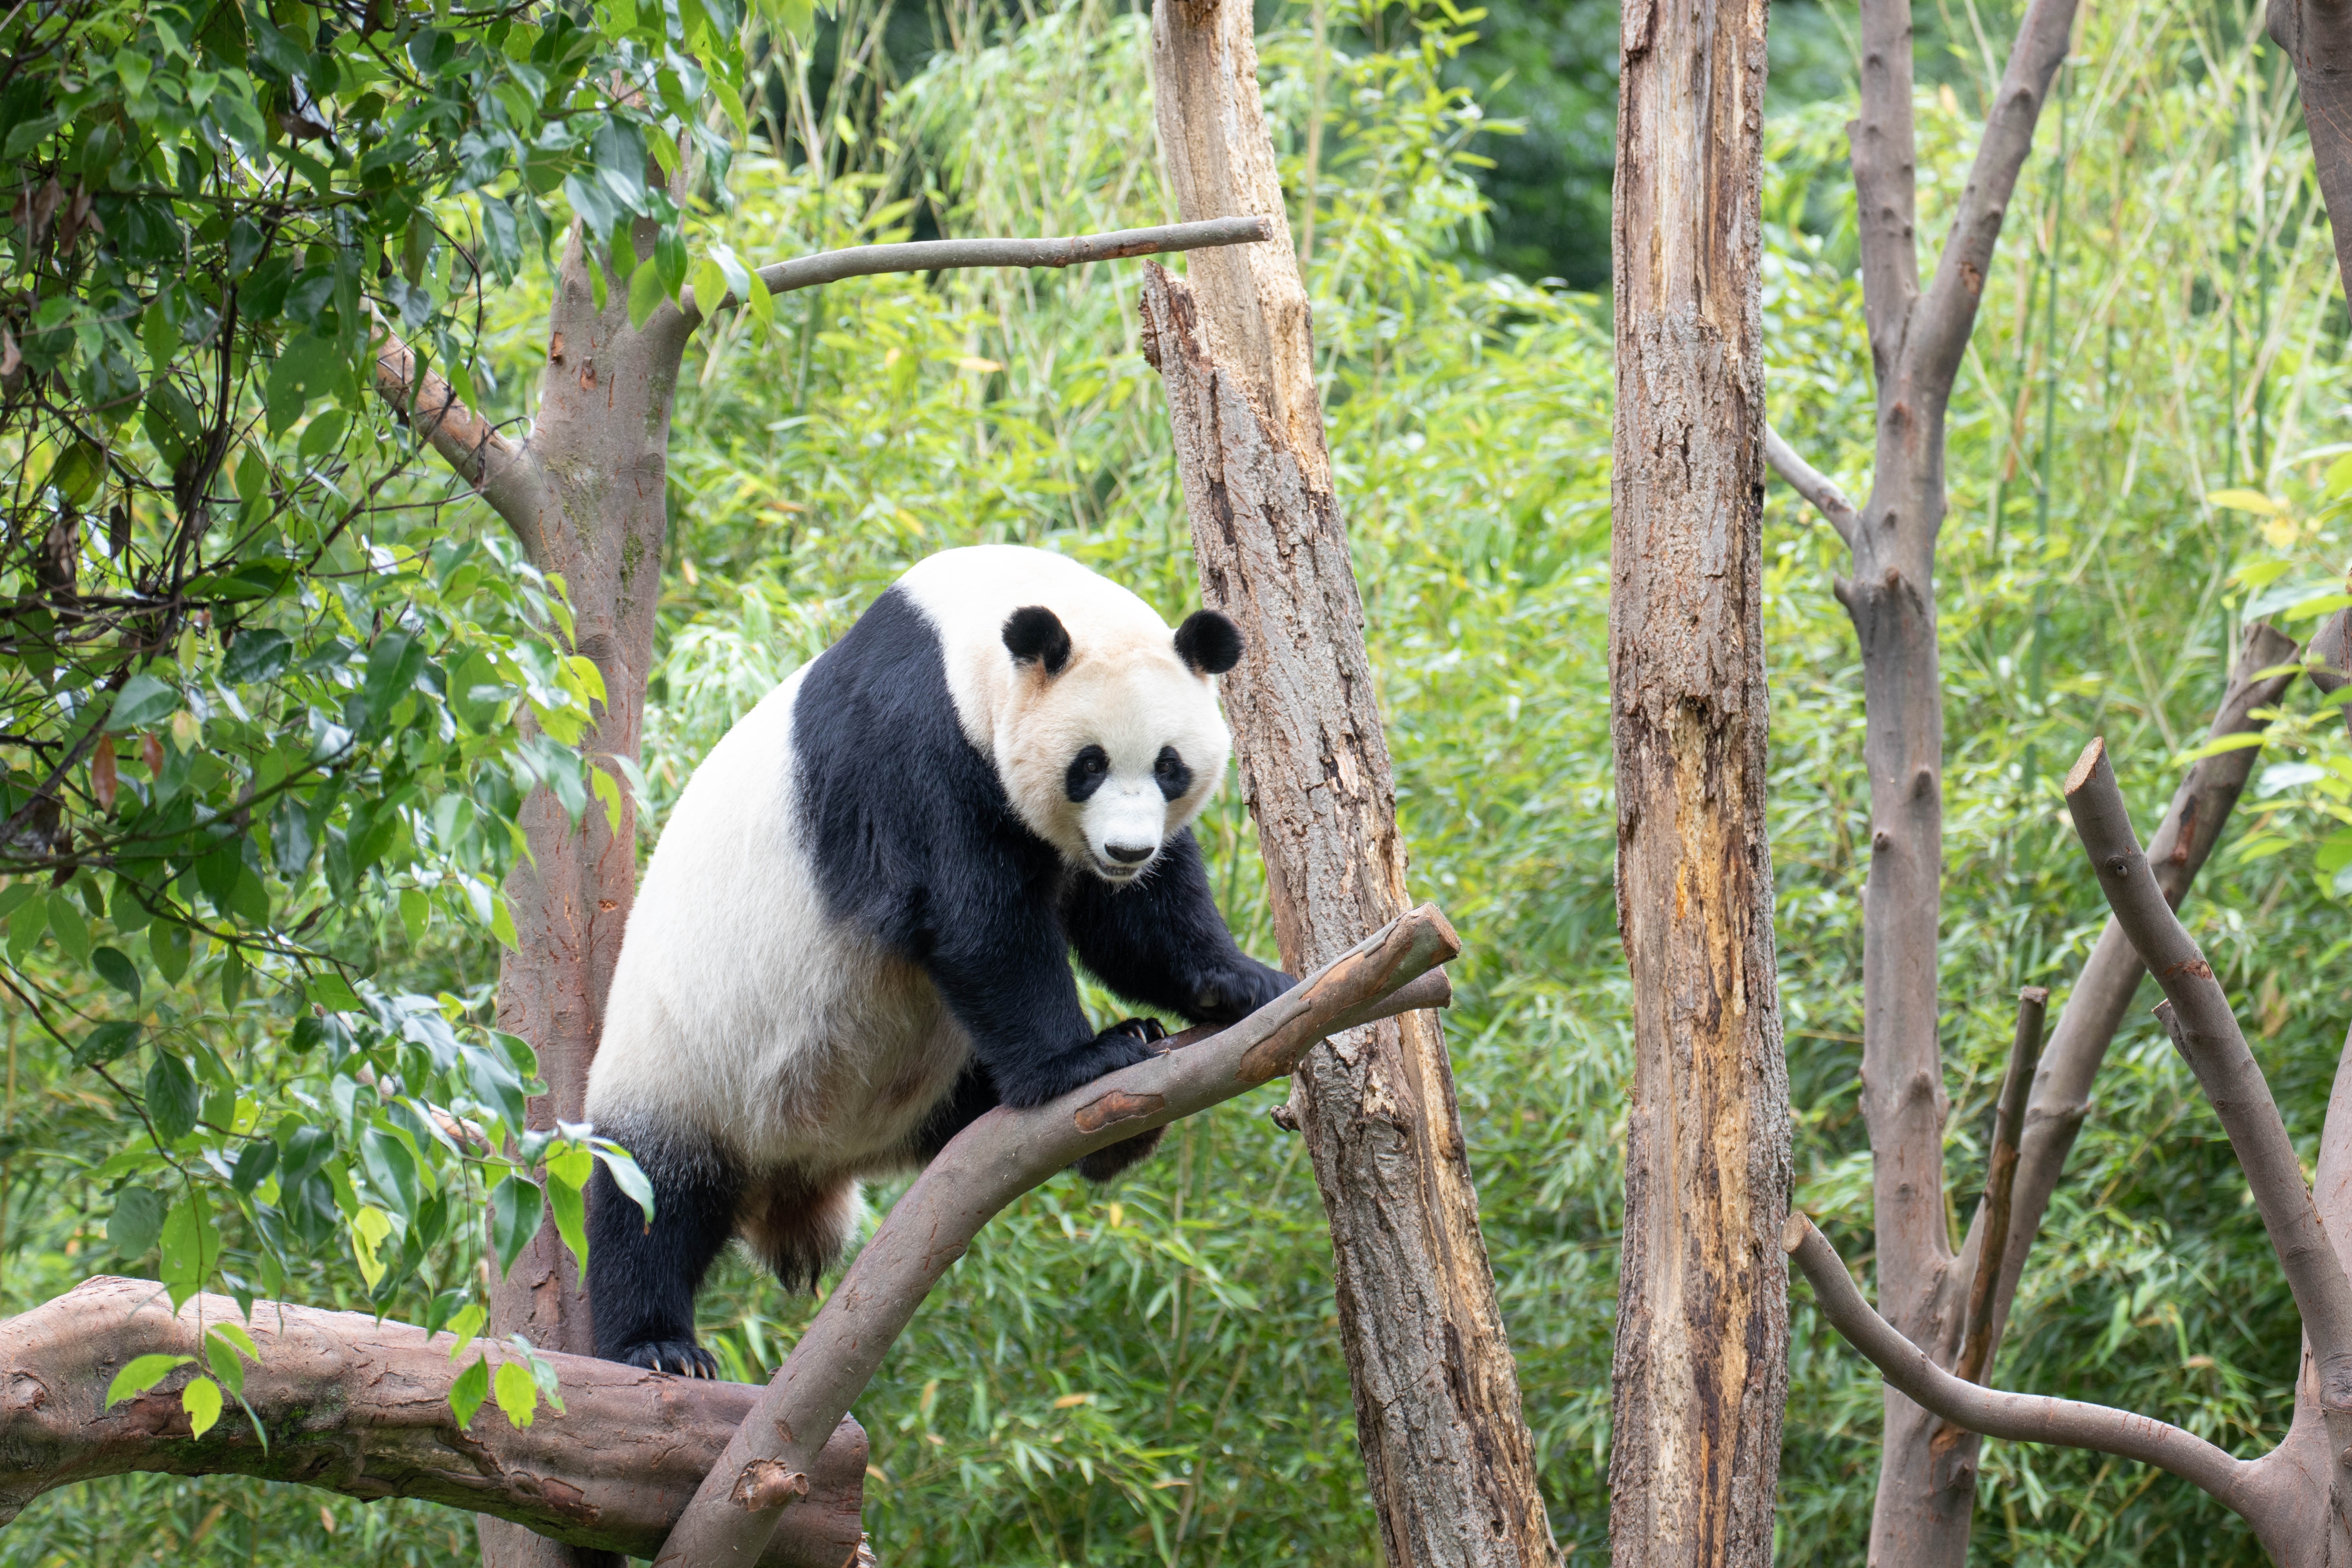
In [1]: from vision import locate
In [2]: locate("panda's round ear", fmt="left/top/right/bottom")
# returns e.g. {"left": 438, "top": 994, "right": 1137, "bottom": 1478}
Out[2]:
{"left": 1174, "top": 609, "right": 1243, "bottom": 675}
{"left": 1002, "top": 606, "right": 1073, "bottom": 676}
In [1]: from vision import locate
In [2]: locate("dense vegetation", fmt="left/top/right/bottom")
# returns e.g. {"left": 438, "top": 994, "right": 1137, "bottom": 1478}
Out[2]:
{"left": 2, "top": 0, "right": 2350, "bottom": 1563}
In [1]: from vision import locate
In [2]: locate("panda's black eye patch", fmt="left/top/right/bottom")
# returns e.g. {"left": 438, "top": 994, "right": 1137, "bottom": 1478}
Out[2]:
{"left": 1153, "top": 746, "right": 1192, "bottom": 801}
{"left": 1065, "top": 744, "right": 1111, "bottom": 802}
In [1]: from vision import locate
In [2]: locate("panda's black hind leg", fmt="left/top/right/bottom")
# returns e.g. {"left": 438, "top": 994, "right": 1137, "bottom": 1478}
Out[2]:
{"left": 585, "top": 1126, "right": 740, "bottom": 1379}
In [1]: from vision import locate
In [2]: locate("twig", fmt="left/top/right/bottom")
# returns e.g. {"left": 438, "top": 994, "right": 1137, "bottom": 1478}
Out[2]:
{"left": 1764, "top": 425, "right": 1861, "bottom": 549}
{"left": 2062, "top": 737, "right": 2352, "bottom": 1369}
{"left": 1784, "top": 1214, "right": 2262, "bottom": 1517}
{"left": 654, "top": 904, "right": 1460, "bottom": 1568}
{"left": 1953, "top": 987, "right": 2047, "bottom": 1392}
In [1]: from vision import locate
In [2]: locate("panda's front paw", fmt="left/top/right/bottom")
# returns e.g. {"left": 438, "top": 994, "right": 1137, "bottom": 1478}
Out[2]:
{"left": 1194, "top": 962, "right": 1297, "bottom": 1025}
{"left": 1075, "top": 1124, "right": 1166, "bottom": 1182}
{"left": 618, "top": 1339, "right": 719, "bottom": 1379}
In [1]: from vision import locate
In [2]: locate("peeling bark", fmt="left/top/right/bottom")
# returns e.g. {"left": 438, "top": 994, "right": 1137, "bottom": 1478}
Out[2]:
{"left": 0, "top": 1278, "right": 866, "bottom": 1567}
{"left": 1606, "top": 0, "right": 1789, "bottom": 1555}
{"left": 1142, "top": 7, "right": 1556, "bottom": 1563}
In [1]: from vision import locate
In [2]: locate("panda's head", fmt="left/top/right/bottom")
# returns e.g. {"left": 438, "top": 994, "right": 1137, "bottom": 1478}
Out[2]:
{"left": 994, "top": 602, "right": 1243, "bottom": 885}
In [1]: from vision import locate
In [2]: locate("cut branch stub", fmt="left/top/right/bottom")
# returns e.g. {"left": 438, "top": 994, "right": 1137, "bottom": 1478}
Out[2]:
{"left": 0, "top": 1277, "right": 865, "bottom": 1567}
{"left": 650, "top": 906, "right": 1459, "bottom": 1568}
{"left": 2062, "top": 737, "right": 2352, "bottom": 1379}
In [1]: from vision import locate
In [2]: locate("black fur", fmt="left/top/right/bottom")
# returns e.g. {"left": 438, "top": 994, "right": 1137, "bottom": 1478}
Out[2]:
{"left": 1002, "top": 605, "right": 1072, "bottom": 674}
{"left": 1065, "top": 744, "right": 1110, "bottom": 802}
{"left": 1152, "top": 745, "right": 1193, "bottom": 802}
{"left": 588, "top": 584, "right": 1291, "bottom": 1372}
{"left": 584, "top": 1126, "right": 737, "bottom": 1378}
{"left": 1174, "top": 610, "right": 1243, "bottom": 675}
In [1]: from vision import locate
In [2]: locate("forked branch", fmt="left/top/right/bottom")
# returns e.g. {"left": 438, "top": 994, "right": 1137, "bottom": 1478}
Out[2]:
{"left": 653, "top": 905, "right": 1461, "bottom": 1567}
{"left": 1785, "top": 1215, "right": 2264, "bottom": 1519}
{"left": 2063, "top": 737, "right": 2352, "bottom": 1369}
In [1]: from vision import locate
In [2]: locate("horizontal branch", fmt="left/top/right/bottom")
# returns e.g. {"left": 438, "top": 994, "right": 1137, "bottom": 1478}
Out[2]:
{"left": 368, "top": 315, "right": 550, "bottom": 552}
{"left": 654, "top": 904, "right": 1460, "bottom": 1566}
{"left": 1786, "top": 1214, "right": 2262, "bottom": 1515}
{"left": 681, "top": 216, "right": 1278, "bottom": 322}
{"left": 2063, "top": 737, "right": 2352, "bottom": 1370}
{"left": 0, "top": 1277, "right": 864, "bottom": 1566}
{"left": 1763, "top": 425, "right": 1860, "bottom": 549}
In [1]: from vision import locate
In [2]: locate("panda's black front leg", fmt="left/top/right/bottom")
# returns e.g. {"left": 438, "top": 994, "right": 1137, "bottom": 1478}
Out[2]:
{"left": 1064, "top": 828, "right": 1294, "bottom": 1026}
{"left": 584, "top": 1128, "right": 741, "bottom": 1378}
{"left": 922, "top": 899, "right": 1164, "bottom": 1112}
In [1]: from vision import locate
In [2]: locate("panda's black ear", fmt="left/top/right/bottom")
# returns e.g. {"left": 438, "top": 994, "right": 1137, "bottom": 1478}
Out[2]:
{"left": 1174, "top": 610, "right": 1243, "bottom": 675}
{"left": 1002, "top": 606, "right": 1073, "bottom": 676}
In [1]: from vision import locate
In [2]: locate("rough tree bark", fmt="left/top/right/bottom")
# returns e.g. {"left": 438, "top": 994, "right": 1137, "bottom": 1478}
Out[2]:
{"left": 1139, "top": 5, "right": 1557, "bottom": 1564}
{"left": 1605, "top": 0, "right": 1789, "bottom": 1555}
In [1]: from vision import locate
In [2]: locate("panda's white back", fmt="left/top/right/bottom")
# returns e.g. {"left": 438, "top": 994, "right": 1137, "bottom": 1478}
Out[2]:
{"left": 588, "top": 663, "right": 971, "bottom": 1174}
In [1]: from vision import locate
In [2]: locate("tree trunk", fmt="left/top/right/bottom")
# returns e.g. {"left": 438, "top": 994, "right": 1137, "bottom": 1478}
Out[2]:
{"left": 1142, "top": 9, "right": 1556, "bottom": 1563}
{"left": 1605, "top": 0, "right": 1789, "bottom": 1556}
{"left": 476, "top": 214, "right": 693, "bottom": 1568}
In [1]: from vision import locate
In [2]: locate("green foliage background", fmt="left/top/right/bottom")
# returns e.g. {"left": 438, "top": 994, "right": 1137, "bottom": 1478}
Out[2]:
{"left": 6, "top": 0, "right": 2352, "bottom": 1563}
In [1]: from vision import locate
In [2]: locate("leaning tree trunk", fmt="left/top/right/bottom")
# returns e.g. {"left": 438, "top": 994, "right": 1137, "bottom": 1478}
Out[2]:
{"left": 1604, "top": 0, "right": 1789, "bottom": 1555}
{"left": 1142, "top": 5, "right": 1557, "bottom": 1565}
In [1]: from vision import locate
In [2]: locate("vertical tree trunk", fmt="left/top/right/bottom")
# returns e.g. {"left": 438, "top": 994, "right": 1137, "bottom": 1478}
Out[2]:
{"left": 1143, "top": 5, "right": 1557, "bottom": 1564}
{"left": 475, "top": 218, "right": 692, "bottom": 1568}
{"left": 1605, "top": 0, "right": 1789, "bottom": 1561}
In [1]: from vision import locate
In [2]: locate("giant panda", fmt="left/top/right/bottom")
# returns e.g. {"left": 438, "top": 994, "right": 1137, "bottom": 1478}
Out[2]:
{"left": 582, "top": 544, "right": 1294, "bottom": 1377}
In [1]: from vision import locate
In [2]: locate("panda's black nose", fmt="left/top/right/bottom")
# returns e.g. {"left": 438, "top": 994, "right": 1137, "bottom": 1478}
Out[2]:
{"left": 1106, "top": 843, "right": 1154, "bottom": 864}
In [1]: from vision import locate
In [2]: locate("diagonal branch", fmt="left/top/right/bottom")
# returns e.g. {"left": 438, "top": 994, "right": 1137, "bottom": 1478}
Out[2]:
{"left": 370, "top": 316, "right": 553, "bottom": 554}
{"left": 0, "top": 1277, "right": 866, "bottom": 1567}
{"left": 2063, "top": 737, "right": 2352, "bottom": 1369}
{"left": 1907, "top": 0, "right": 2080, "bottom": 392}
{"left": 1764, "top": 425, "right": 1860, "bottom": 548}
{"left": 1963, "top": 620, "right": 2300, "bottom": 1366}
{"left": 1785, "top": 1215, "right": 2265, "bottom": 1519}
{"left": 652, "top": 904, "right": 1460, "bottom": 1568}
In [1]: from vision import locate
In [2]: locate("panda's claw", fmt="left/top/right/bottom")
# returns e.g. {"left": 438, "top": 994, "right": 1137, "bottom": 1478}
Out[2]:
{"left": 621, "top": 1339, "right": 720, "bottom": 1380}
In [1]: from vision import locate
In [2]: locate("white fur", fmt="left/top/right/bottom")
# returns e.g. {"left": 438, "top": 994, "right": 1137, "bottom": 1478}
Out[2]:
{"left": 587, "top": 546, "right": 1230, "bottom": 1177}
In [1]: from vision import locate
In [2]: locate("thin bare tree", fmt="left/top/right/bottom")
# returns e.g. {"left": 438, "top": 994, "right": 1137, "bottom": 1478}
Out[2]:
{"left": 1604, "top": 0, "right": 1790, "bottom": 1556}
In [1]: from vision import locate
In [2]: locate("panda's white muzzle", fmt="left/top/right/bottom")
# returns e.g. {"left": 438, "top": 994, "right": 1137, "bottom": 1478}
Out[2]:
{"left": 1086, "top": 788, "right": 1167, "bottom": 882}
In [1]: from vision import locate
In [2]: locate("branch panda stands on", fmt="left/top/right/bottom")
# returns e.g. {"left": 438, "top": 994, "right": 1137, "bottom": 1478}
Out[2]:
{"left": 583, "top": 545, "right": 1294, "bottom": 1376}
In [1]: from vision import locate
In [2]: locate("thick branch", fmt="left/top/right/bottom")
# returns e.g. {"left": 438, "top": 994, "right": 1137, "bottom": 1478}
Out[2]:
{"left": 1786, "top": 1216, "right": 2264, "bottom": 1519}
{"left": 1851, "top": 0, "right": 1920, "bottom": 378}
{"left": 1952, "top": 987, "right": 2047, "bottom": 1389}
{"left": 0, "top": 1277, "right": 864, "bottom": 1566}
{"left": 679, "top": 217, "right": 1276, "bottom": 321}
{"left": 369, "top": 318, "right": 551, "bottom": 552}
{"left": 654, "top": 906, "right": 1459, "bottom": 1567}
{"left": 1764, "top": 425, "right": 1860, "bottom": 549}
{"left": 1907, "top": 0, "right": 2079, "bottom": 391}
{"left": 1970, "top": 621, "right": 2299, "bottom": 1360}
{"left": 2063, "top": 737, "right": 2352, "bottom": 1371}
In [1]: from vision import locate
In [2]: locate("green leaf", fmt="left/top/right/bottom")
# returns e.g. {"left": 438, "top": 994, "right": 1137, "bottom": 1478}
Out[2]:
{"left": 548, "top": 1173, "right": 588, "bottom": 1274}
{"left": 45, "top": 891, "right": 86, "bottom": 962}
{"left": 627, "top": 254, "right": 667, "bottom": 330}
{"left": 742, "top": 267, "right": 775, "bottom": 334}
{"left": 158, "top": 1191, "right": 217, "bottom": 1310}
{"left": 449, "top": 1355, "right": 490, "bottom": 1430}
{"left": 107, "top": 1186, "right": 166, "bottom": 1258}
{"left": 399, "top": 887, "right": 429, "bottom": 944}
{"left": 202, "top": 1330, "right": 247, "bottom": 1397}
{"left": 690, "top": 257, "right": 730, "bottom": 318}
{"left": 104, "top": 1353, "right": 193, "bottom": 1408}
{"left": 360, "top": 1125, "right": 421, "bottom": 1218}
{"left": 592, "top": 1142, "right": 656, "bottom": 1225}
{"left": 43, "top": 440, "right": 105, "bottom": 506}
{"left": 264, "top": 334, "right": 346, "bottom": 436}
{"left": 544, "top": 1141, "right": 593, "bottom": 1191}
{"left": 494, "top": 1357, "right": 539, "bottom": 1428}
{"left": 308, "top": 972, "right": 363, "bottom": 1012}
{"left": 220, "top": 629, "right": 293, "bottom": 685}
{"left": 182, "top": 1375, "right": 223, "bottom": 1438}
{"left": 488, "top": 1175, "right": 543, "bottom": 1276}
{"left": 149, "top": 922, "right": 190, "bottom": 985}
{"left": 146, "top": 1052, "right": 201, "bottom": 1142}
{"left": 443, "top": 1302, "right": 488, "bottom": 1358}
{"left": 91, "top": 945, "right": 141, "bottom": 1002}
{"left": 5, "top": 895, "right": 44, "bottom": 962}
{"left": 349, "top": 1205, "right": 393, "bottom": 1289}
{"left": 107, "top": 673, "right": 181, "bottom": 731}
{"left": 74, "top": 1019, "right": 142, "bottom": 1070}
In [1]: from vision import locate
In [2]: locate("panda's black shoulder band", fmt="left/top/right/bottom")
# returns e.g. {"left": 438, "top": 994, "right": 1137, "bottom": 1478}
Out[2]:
{"left": 1174, "top": 609, "right": 1243, "bottom": 675}
{"left": 1002, "top": 606, "right": 1072, "bottom": 675}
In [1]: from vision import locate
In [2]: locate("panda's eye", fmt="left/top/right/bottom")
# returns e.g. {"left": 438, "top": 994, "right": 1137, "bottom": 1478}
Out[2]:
{"left": 1153, "top": 746, "right": 1193, "bottom": 802}
{"left": 1065, "top": 744, "right": 1111, "bottom": 803}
